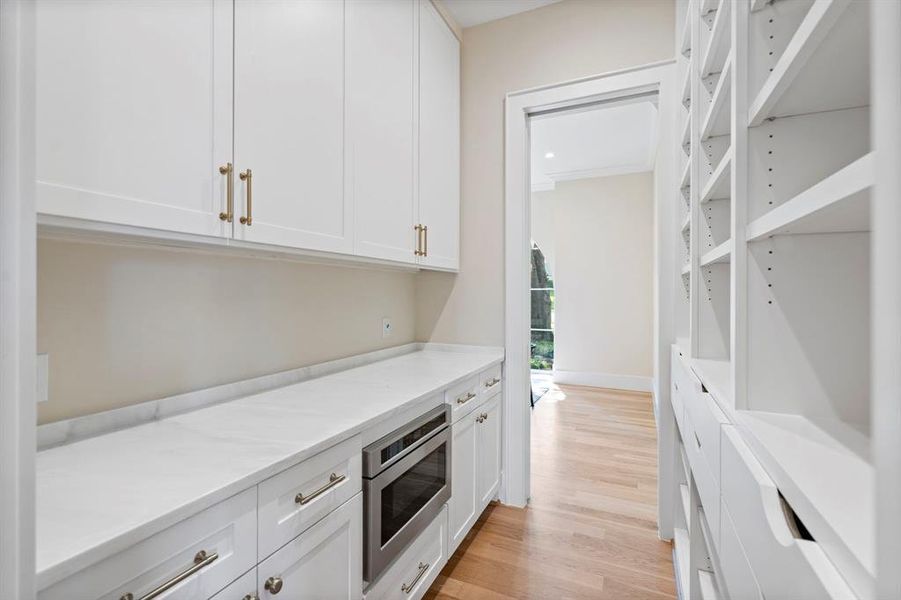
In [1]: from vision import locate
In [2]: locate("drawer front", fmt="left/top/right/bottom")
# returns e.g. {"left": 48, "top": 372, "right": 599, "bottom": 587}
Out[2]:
{"left": 683, "top": 415, "right": 720, "bottom": 550}
{"left": 365, "top": 505, "right": 447, "bottom": 600}
{"left": 445, "top": 375, "right": 481, "bottom": 422}
{"left": 721, "top": 427, "right": 855, "bottom": 599}
{"left": 40, "top": 489, "right": 257, "bottom": 600}
{"left": 686, "top": 391, "right": 728, "bottom": 485}
{"left": 671, "top": 377, "right": 686, "bottom": 435}
{"left": 258, "top": 493, "right": 362, "bottom": 600}
{"left": 210, "top": 568, "right": 256, "bottom": 600}
{"left": 479, "top": 364, "right": 502, "bottom": 398}
{"left": 258, "top": 435, "right": 362, "bottom": 560}
{"left": 719, "top": 504, "right": 763, "bottom": 600}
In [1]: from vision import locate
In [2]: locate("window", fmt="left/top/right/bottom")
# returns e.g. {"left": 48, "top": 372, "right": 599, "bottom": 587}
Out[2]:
{"left": 530, "top": 243, "right": 554, "bottom": 370}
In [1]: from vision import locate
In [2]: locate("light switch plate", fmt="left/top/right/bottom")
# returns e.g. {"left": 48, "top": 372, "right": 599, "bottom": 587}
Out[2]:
{"left": 36, "top": 353, "right": 49, "bottom": 404}
{"left": 382, "top": 317, "right": 392, "bottom": 338}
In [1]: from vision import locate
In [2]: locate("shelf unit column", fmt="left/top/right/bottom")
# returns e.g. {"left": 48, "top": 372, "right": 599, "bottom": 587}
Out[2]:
{"left": 688, "top": 0, "right": 702, "bottom": 359}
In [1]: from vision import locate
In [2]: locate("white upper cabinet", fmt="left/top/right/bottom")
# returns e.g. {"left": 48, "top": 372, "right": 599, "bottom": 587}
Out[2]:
{"left": 35, "top": 0, "right": 233, "bottom": 238}
{"left": 418, "top": 0, "right": 461, "bottom": 270}
{"left": 233, "top": 0, "right": 351, "bottom": 254}
{"left": 347, "top": 0, "right": 418, "bottom": 264}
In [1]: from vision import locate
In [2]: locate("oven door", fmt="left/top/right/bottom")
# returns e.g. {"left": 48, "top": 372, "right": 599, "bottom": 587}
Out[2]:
{"left": 363, "top": 425, "right": 452, "bottom": 582}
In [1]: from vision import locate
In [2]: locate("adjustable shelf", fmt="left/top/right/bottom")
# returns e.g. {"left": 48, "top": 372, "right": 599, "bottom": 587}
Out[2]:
{"left": 737, "top": 411, "right": 874, "bottom": 594}
{"left": 699, "top": 0, "right": 718, "bottom": 15}
{"left": 681, "top": 11, "right": 692, "bottom": 57}
{"left": 681, "top": 211, "right": 690, "bottom": 233}
{"left": 749, "top": 0, "right": 869, "bottom": 126}
{"left": 747, "top": 153, "right": 873, "bottom": 241}
{"left": 700, "top": 0, "right": 731, "bottom": 77}
{"left": 682, "top": 262, "right": 691, "bottom": 276}
{"left": 682, "top": 63, "right": 692, "bottom": 108}
{"left": 700, "top": 55, "right": 731, "bottom": 141}
{"left": 682, "top": 113, "right": 692, "bottom": 152}
{"left": 700, "top": 239, "right": 732, "bottom": 267}
{"left": 681, "top": 158, "right": 691, "bottom": 189}
{"left": 700, "top": 147, "right": 731, "bottom": 203}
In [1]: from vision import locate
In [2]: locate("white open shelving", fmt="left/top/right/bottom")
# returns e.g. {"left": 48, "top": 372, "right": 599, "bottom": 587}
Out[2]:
{"left": 700, "top": 0, "right": 731, "bottom": 77}
{"left": 700, "top": 239, "right": 731, "bottom": 267}
{"left": 700, "top": 147, "right": 731, "bottom": 203}
{"left": 700, "top": 54, "right": 731, "bottom": 140}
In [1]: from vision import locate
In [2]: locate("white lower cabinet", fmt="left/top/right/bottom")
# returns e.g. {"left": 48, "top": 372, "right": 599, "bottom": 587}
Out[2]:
{"left": 39, "top": 489, "right": 258, "bottom": 600}
{"left": 448, "top": 410, "right": 479, "bottom": 554}
{"left": 210, "top": 569, "right": 257, "bottom": 600}
{"left": 257, "top": 493, "right": 363, "bottom": 600}
{"left": 364, "top": 506, "right": 447, "bottom": 600}
{"left": 448, "top": 390, "right": 503, "bottom": 555}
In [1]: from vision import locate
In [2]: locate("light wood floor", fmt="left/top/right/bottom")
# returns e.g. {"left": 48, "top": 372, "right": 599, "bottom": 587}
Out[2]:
{"left": 425, "top": 384, "right": 676, "bottom": 600}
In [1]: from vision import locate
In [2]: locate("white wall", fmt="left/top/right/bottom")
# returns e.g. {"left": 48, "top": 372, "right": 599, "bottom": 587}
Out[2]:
{"left": 532, "top": 174, "right": 654, "bottom": 390}
{"left": 415, "top": 0, "right": 674, "bottom": 345}
{"left": 37, "top": 239, "right": 417, "bottom": 423}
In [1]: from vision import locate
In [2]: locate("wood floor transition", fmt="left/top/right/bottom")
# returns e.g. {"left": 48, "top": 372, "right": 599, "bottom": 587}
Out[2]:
{"left": 425, "top": 384, "right": 676, "bottom": 599}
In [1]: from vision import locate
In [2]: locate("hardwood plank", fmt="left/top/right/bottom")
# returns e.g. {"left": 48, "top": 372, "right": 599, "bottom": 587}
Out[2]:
{"left": 426, "top": 384, "right": 676, "bottom": 599}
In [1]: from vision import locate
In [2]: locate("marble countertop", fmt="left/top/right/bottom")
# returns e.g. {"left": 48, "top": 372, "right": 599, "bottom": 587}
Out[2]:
{"left": 36, "top": 347, "right": 503, "bottom": 589}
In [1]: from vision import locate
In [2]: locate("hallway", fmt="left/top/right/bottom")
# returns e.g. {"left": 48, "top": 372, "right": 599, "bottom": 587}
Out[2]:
{"left": 426, "top": 384, "right": 676, "bottom": 599}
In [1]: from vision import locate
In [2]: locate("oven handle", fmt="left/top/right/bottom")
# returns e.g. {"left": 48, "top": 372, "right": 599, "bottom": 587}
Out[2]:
{"left": 367, "top": 424, "right": 450, "bottom": 488}
{"left": 363, "top": 404, "right": 450, "bottom": 477}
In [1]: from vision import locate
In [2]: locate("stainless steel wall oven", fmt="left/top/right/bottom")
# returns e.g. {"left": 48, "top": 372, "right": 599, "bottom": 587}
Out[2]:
{"left": 362, "top": 404, "right": 452, "bottom": 582}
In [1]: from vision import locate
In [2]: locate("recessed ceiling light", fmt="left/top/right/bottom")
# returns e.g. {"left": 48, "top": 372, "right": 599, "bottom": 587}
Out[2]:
{"left": 545, "top": 152, "right": 555, "bottom": 159}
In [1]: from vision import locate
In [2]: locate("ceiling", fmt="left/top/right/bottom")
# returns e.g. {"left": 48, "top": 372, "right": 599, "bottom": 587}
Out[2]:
{"left": 530, "top": 101, "right": 659, "bottom": 192}
{"left": 440, "top": 0, "right": 563, "bottom": 28}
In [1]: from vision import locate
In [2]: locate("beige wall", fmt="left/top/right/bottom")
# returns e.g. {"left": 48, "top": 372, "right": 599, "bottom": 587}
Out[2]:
{"left": 533, "top": 173, "right": 655, "bottom": 378}
{"left": 415, "top": 0, "right": 674, "bottom": 345}
{"left": 38, "top": 240, "right": 416, "bottom": 423}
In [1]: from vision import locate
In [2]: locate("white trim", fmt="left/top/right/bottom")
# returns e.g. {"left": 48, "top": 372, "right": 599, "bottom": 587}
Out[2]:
{"left": 546, "top": 162, "right": 654, "bottom": 184}
{"left": 504, "top": 59, "right": 676, "bottom": 509}
{"left": 0, "top": 0, "right": 36, "bottom": 596}
{"left": 552, "top": 370, "right": 653, "bottom": 393}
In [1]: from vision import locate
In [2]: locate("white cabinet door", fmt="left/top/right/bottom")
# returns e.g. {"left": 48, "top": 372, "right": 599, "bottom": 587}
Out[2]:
{"left": 448, "top": 413, "right": 479, "bottom": 554}
{"left": 210, "top": 569, "right": 257, "bottom": 600}
{"left": 35, "top": 0, "right": 232, "bottom": 237}
{"left": 347, "top": 0, "right": 417, "bottom": 264}
{"left": 257, "top": 493, "right": 362, "bottom": 600}
{"left": 417, "top": 0, "right": 460, "bottom": 271}
{"left": 477, "top": 394, "right": 502, "bottom": 506}
{"left": 233, "top": 0, "right": 351, "bottom": 254}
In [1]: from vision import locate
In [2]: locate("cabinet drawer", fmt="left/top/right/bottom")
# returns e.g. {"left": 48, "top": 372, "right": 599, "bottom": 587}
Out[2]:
{"left": 258, "top": 435, "right": 362, "bottom": 560}
{"left": 719, "top": 504, "right": 763, "bottom": 600}
{"left": 365, "top": 505, "right": 447, "bottom": 600}
{"left": 479, "top": 364, "right": 502, "bottom": 398}
{"left": 720, "top": 427, "right": 855, "bottom": 599}
{"left": 686, "top": 391, "right": 728, "bottom": 485}
{"left": 209, "top": 568, "right": 256, "bottom": 600}
{"left": 671, "top": 378, "right": 686, "bottom": 435}
{"left": 39, "top": 489, "right": 257, "bottom": 600}
{"left": 258, "top": 493, "right": 362, "bottom": 600}
{"left": 445, "top": 375, "right": 481, "bottom": 422}
{"left": 683, "top": 415, "right": 720, "bottom": 550}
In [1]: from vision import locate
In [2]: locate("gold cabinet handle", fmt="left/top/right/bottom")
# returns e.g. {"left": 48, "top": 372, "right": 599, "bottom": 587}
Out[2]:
{"left": 218, "top": 163, "right": 233, "bottom": 222}
{"left": 119, "top": 550, "right": 218, "bottom": 600}
{"left": 484, "top": 377, "right": 500, "bottom": 388}
{"left": 456, "top": 391, "right": 476, "bottom": 405}
{"left": 401, "top": 562, "right": 429, "bottom": 594}
{"left": 414, "top": 224, "right": 423, "bottom": 256}
{"left": 422, "top": 225, "right": 428, "bottom": 257}
{"left": 295, "top": 472, "right": 345, "bottom": 505}
{"left": 264, "top": 576, "right": 283, "bottom": 595}
{"left": 239, "top": 168, "right": 253, "bottom": 225}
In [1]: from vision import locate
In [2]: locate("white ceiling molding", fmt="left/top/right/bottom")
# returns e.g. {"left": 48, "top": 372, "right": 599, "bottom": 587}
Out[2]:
{"left": 441, "top": 0, "right": 562, "bottom": 29}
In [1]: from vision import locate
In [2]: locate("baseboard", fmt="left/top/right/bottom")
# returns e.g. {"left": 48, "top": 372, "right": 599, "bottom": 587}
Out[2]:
{"left": 552, "top": 370, "right": 653, "bottom": 393}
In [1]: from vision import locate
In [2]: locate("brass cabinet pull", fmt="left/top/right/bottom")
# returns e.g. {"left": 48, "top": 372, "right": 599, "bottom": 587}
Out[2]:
{"left": 484, "top": 377, "right": 500, "bottom": 388}
{"left": 239, "top": 168, "right": 253, "bottom": 225}
{"left": 218, "top": 163, "right": 233, "bottom": 222}
{"left": 264, "top": 576, "right": 284, "bottom": 595}
{"left": 422, "top": 225, "right": 428, "bottom": 257}
{"left": 119, "top": 550, "right": 218, "bottom": 600}
{"left": 456, "top": 391, "right": 476, "bottom": 405}
{"left": 414, "top": 224, "right": 423, "bottom": 256}
{"left": 401, "top": 562, "right": 429, "bottom": 594}
{"left": 295, "top": 472, "right": 345, "bottom": 505}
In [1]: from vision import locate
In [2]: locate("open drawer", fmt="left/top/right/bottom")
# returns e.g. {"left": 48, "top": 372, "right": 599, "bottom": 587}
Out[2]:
{"left": 720, "top": 426, "right": 856, "bottom": 599}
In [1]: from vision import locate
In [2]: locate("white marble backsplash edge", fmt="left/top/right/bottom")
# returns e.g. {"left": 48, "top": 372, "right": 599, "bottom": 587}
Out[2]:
{"left": 37, "top": 342, "right": 506, "bottom": 449}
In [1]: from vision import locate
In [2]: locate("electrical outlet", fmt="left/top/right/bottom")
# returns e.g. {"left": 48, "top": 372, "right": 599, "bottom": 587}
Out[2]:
{"left": 36, "top": 353, "right": 49, "bottom": 404}
{"left": 382, "top": 317, "right": 393, "bottom": 338}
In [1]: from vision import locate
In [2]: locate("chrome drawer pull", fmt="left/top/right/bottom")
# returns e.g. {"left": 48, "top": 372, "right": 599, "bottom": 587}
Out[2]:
{"left": 484, "top": 377, "right": 500, "bottom": 388}
{"left": 401, "top": 562, "right": 429, "bottom": 594}
{"left": 119, "top": 550, "right": 218, "bottom": 600}
{"left": 295, "top": 472, "right": 345, "bottom": 505}
{"left": 265, "top": 576, "right": 284, "bottom": 595}
{"left": 456, "top": 391, "right": 476, "bottom": 405}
